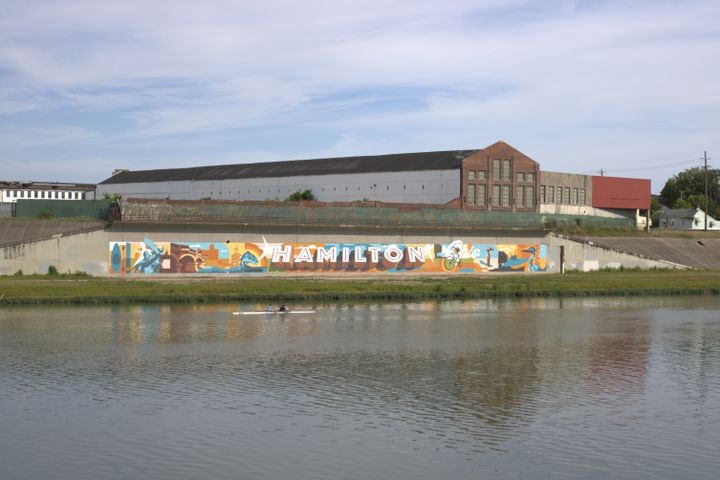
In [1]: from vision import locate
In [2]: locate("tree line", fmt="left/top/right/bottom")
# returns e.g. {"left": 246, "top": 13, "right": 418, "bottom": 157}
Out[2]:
{"left": 653, "top": 166, "right": 720, "bottom": 225}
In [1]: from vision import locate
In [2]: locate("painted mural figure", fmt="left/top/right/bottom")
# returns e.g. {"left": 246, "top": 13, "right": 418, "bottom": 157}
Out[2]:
{"left": 133, "top": 238, "right": 165, "bottom": 273}
{"left": 240, "top": 251, "right": 262, "bottom": 272}
{"left": 439, "top": 240, "right": 464, "bottom": 271}
{"left": 498, "top": 246, "right": 539, "bottom": 272}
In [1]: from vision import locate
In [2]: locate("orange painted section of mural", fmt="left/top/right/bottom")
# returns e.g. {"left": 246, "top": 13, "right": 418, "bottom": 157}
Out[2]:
{"left": 109, "top": 238, "right": 548, "bottom": 274}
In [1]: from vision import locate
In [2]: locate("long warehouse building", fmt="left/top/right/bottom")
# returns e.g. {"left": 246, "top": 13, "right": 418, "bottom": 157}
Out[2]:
{"left": 98, "top": 141, "right": 651, "bottom": 227}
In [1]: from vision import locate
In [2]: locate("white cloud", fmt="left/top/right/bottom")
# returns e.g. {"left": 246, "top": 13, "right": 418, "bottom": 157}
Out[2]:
{"left": 0, "top": 0, "right": 718, "bottom": 191}
{"left": 0, "top": 125, "right": 99, "bottom": 148}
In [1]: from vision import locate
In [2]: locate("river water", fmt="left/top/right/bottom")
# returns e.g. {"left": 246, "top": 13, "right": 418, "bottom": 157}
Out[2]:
{"left": 1, "top": 297, "right": 719, "bottom": 479}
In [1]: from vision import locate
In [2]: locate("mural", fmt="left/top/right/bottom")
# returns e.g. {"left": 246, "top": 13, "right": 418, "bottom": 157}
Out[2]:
{"left": 109, "top": 238, "right": 548, "bottom": 274}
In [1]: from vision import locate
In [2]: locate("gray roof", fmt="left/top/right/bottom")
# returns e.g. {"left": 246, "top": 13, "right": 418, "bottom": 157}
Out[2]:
{"left": 659, "top": 209, "right": 698, "bottom": 219}
{"left": 99, "top": 150, "right": 477, "bottom": 185}
{"left": 0, "top": 180, "right": 96, "bottom": 190}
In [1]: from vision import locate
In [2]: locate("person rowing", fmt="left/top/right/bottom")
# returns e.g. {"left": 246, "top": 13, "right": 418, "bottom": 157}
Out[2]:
{"left": 278, "top": 304, "right": 287, "bottom": 313}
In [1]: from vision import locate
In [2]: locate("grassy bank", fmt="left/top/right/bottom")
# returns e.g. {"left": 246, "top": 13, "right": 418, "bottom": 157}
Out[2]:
{"left": 1, "top": 270, "right": 720, "bottom": 305}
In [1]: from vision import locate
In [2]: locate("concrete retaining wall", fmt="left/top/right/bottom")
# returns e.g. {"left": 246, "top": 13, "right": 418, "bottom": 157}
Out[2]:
{"left": 1, "top": 229, "right": 110, "bottom": 275}
{"left": 549, "top": 234, "right": 684, "bottom": 271}
{"left": 0, "top": 225, "right": 684, "bottom": 275}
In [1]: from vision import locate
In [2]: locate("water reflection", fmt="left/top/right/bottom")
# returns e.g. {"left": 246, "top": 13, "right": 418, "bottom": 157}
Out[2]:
{"left": 1, "top": 297, "right": 719, "bottom": 479}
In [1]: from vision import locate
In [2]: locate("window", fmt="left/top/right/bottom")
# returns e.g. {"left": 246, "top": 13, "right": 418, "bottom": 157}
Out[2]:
{"left": 477, "top": 171, "right": 486, "bottom": 181}
{"left": 492, "top": 185, "right": 500, "bottom": 207}
{"left": 557, "top": 186, "right": 563, "bottom": 204}
{"left": 501, "top": 185, "right": 510, "bottom": 206}
{"left": 548, "top": 186, "right": 554, "bottom": 203}
{"left": 33, "top": 191, "right": 38, "bottom": 198}
{"left": 540, "top": 185, "right": 546, "bottom": 203}
{"left": 467, "top": 170, "right": 476, "bottom": 180}
{"left": 467, "top": 184, "right": 476, "bottom": 205}
{"left": 526, "top": 172, "right": 535, "bottom": 183}
{"left": 517, "top": 172, "right": 525, "bottom": 183}
{"left": 492, "top": 159, "right": 500, "bottom": 181}
{"left": 502, "top": 160, "right": 511, "bottom": 181}
{"left": 516, "top": 186, "right": 524, "bottom": 207}
{"left": 526, "top": 186, "right": 535, "bottom": 207}
{"left": 572, "top": 188, "right": 579, "bottom": 205}
{"left": 565, "top": 187, "right": 571, "bottom": 205}
{"left": 580, "top": 188, "right": 586, "bottom": 205}
{"left": 477, "top": 184, "right": 486, "bottom": 206}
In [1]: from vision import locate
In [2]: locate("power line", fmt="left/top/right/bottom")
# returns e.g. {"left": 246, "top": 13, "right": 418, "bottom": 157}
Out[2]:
{"left": 602, "top": 157, "right": 708, "bottom": 173}
{"left": 580, "top": 157, "right": 709, "bottom": 175}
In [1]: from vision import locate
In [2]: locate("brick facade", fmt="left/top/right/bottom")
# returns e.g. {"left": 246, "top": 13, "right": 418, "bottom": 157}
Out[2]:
{"left": 460, "top": 141, "right": 540, "bottom": 211}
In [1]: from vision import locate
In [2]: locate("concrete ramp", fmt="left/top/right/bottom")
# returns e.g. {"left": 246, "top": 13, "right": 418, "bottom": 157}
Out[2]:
{"left": 0, "top": 219, "right": 106, "bottom": 247}
{"left": 578, "top": 236, "right": 720, "bottom": 269}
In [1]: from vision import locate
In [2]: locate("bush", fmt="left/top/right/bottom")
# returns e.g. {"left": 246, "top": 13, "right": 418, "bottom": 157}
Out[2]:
{"left": 14, "top": 269, "right": 23, "bottom": 276}
{"left": 287, "top": 189, "right": 316, "bottom": 201}
{"left": 68, "top": 270, "right": 90, "bottom": 277}
{"left": 47, "top": 265, "right": 59, "bottom": 276}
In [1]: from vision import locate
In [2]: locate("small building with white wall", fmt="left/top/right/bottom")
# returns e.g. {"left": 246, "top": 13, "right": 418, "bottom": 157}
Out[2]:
{"left": 1, "top": 181, "right": 97, "bottom": 203}
{"left": 658, "top": 208, "right": 720, "bottom": 230}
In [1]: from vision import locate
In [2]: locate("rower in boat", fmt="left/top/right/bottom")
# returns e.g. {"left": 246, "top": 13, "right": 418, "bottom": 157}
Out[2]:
{"left": 278, "top": 304, "right": 287, "bottom": 313}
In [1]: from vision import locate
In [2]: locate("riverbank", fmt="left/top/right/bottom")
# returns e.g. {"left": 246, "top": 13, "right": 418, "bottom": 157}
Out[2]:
{"left": 2, "top": 270, "right": 720, "bottom": 305}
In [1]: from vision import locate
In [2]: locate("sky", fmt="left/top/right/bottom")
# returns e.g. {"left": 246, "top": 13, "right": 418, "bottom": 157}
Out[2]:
{"left": 1, "top": 0, "right": 718, "bottom": 193}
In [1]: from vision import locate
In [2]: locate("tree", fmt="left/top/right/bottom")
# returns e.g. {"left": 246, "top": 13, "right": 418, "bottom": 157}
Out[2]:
{"left": 660, "top": 166, "right": 720, "bottom": 219}
{"left": 650, "top": 196, "right": 663, "bottom": 228}
{"left": 286, "top": 189, "right": 316, "bottom": 201}
{"left": 102, "top": 192, "right": 122, "bottom": 202}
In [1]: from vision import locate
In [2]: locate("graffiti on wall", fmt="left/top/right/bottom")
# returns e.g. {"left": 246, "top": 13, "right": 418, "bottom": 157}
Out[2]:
{"left": 109, "top": 238, "right": 548, "bottom": 274}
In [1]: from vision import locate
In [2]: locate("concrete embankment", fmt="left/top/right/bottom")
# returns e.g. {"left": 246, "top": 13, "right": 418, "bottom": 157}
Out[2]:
{"left": 574, "top": 236, "right": 720, "bottom": 270}
{"left": 0, "top": 218, "right": 699, "bottom": 275}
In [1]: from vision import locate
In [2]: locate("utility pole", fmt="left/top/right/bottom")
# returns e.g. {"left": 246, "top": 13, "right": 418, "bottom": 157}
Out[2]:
{"left": 599, "top": 169, "right": 605, "bottom": 176}
{"left": 705, "top": 151, "right": 709, "bottom": 231}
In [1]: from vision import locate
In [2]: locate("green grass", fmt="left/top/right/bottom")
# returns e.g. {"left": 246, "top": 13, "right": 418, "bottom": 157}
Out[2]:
{"left": 1, "top": 270, "right": 720, "bottom": 305}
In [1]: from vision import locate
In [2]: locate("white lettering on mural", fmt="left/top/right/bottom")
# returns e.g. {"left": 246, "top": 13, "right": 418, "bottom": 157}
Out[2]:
{"left": 272, "top": 245, "right": 292, "bottom": 262}
{"left": 269, "top": 243, "right": 430, "bottom": 266}
{"left": 317, "top": 246, "right": 337, "bottom": 263}
{"left": 294, "top": 246, "right": 314, "bottom": 263}
{"left": 407, "top": 245, "right": 426, "bottom": 263}
{"left": 383, "top": 245, "right": 403, "bottom": 263}
{"left": 354, "top": 246, "right": 367, "bottom": 262}
{"left": 367, "top": 246, "right": 382, "bottom": 263}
